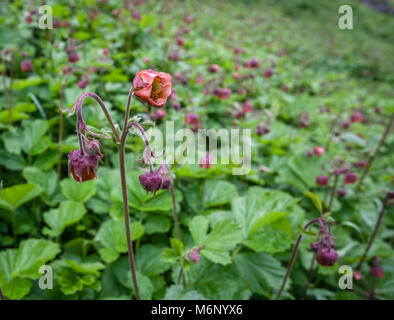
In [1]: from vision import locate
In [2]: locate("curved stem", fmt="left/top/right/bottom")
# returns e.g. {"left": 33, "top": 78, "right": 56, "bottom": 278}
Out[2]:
{"left": 276, "top": 218, "right": 320, "bottom": 300}
{"left": 355, "top": 114, "right": 393, "bottom": 193}
{"left": 328, "top": 173, "right": 339, "bottom": 212}
{"left": 62, "top": 92, "right": 121, "bottom": 143}
{"left": 356, "top": 195, "right": 389, "bottom": 271}
{"left": 118, "top": 138, "right": 141, "bottom": 300}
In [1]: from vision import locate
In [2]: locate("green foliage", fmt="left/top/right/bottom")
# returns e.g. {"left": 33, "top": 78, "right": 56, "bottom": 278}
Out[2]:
{"left": 0, "top": 0, "right": 393, "bottom": 301}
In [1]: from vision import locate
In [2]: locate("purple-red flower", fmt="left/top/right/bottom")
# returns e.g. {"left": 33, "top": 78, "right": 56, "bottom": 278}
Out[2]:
{"left": 316, "top": 248, "right": 338, "bottom": 266}
{"left": 209, "top": 64, "right": 220, "bottom": 73}
{"left": 132, "top": 70, "right": 172, "bottom": 108}
{"left": 189, "top": 248, "right": 200, "bottom": 263}
{"left": 370, "top": 266, "right": 384, "bottom": 278}
{"left": 68, "top": 139, "right": 103, "bottom": 183}
{"left": 316, "top": 175, "right": 330, "bottom": 186}
{"left": 344, "top": 172, "right": 357, "bottom": 184}
{"left": 139, "top": 170, "right": 163, "bottom": 195}
{"left": 314, "top": 146, "right": 325, "bottom": 156}
{"left": 20, "top": 59, "right": 32, "bottom": 72}
{"left": 350, "top": 111, "right": 363, "bottom": 123}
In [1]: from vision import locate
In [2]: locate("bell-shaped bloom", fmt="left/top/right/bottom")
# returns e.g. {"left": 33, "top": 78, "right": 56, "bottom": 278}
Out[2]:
{"left": 68, "top": 139, "right": 103, "bottom": 183}
{"left": 313, "top": 146, "right": 325, "bottom": 156}
{"left": 133, "top": 70, "right": 172, "bottom": 108}
{"left": 189, "top": 248, "right": 200, "bottom": 263}
{"left": 370, "top": 266, "right": 384, "bottom": 278}
{"left": 20, "top": 60, "right": 32, "bottom": 72}
{"left": 316, "top": 248, "right": 338, "bottom": 266}
{"left": 344, "top": 172, "right": 357, "bottom": 184}
{"left": 350, "top": 111, "right": 363, "bottom": 123}
{"left": 316, "top": 175, "right": 329, "bottom": 186}
{"left": 264, "top": 68, "right": 273, "bottom": 78}
{"left": 139, "top": 170, "right": 163, "bottom": 195}
{"left": 185, "top": 113, "right": 199, "bottom": 125}
{"left": 68, "top": 51, "right": 80, "bottom": 63}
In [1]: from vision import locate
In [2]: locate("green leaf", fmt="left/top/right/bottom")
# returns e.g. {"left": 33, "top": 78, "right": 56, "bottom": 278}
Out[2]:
{"left": 22, "top": 120, "right": 50, "bottom": 156}
{"left": 189, "top": 216, "right": 209, "bottom": 246}
{"left": 135, "top": 245, "right": 171, "bottom": 276}
{"left": 23, "top": 167, "right": 57, "bottom": 196}
{"left": 43, "top": 201, "right": 87, "bottom": 237}
{"left": 231, "top": 187, "right": 298, "bottom": 238}
{"left": 200, "top": 219, "right": 243, "bottom": 265}
{"left": 2, "top": 277, "right": 32, "bottom": 300}
{"left": 144, "top": 216, "right": 170, "bottom": 234}
{"left": 13, "top": 239, "right": 60, "bottom": 279}
{"left": 0, "top": 183, "right": 43, "bottom": 212}
{"left": 203, "top": 180, "right": 238, "bottom": 208}
{"left": 97, "top": 219, "right": 144, "bottom": 255}
{"left": 164, "top": 285, "right": 206, "bottom": 300}
{"left": 205, "top": 219, "right": 243, "bottom": 250}
{"left": 234, "top": 253, "right": 288, "bottom": 297}
{"left": 61, "top": 178, "right": 97, "bottom": 203}
{"left": 57, "top": 267, "right": 84, "bottom": 295}
{"left": 304, "top": 191, "right": 323, "bottom": 213}
{"left": 163, "top": 238, "right": 184, "bottom": 263}
{"left": 243, "top": 223, "right": 292, "bottom": 253}
{"left": 65, "top": 260, "right": 105, "bottom": 275}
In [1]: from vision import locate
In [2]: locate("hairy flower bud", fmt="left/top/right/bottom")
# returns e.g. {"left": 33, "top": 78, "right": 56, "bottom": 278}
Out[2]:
{"left": 68, "top": 139, "right": 103, "bottom": 183}
{"left": 370, "top": 266, "right": 384, "bottom": 278}
{"left": 264, "top": 68, "right": 273, "bottom": 78}
{"left": 20, "top": 59, "right": 32, "bottom": 72}
{"left": 316, "top": 248, "right": 338, "bottom": 266}
{"left": 209, "top": 64, "right": 220, "bottom": 73}
{"left": 313, "top": 146, "right": 325, "bottom": 156}
{"left": 189, "top": 249, "right": 200, "bottom": 263}
{"left": 344, "top": 172, "right": 357, "bottom": 184}
{"left": 68, "top": 51, "right": 80, "bottom": 63}
{"left": 316, "top": 175, "right": 330, "bottom": 186}
{"left": 139, "top": 171, "right": 163, "bottom": 195}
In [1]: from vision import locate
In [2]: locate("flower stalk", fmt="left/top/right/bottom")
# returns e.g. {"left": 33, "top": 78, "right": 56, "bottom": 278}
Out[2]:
{"left": 355, "top": 114, "right": 393, "bottom": 193}
{"left": 276, "top": 218, "right": 321, "bottom": 299}
{"left": 356, "top": 194, "right": 390, "bottom": 271}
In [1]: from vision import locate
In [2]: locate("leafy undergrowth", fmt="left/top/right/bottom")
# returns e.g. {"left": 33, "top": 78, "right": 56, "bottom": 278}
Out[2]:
{"left": 0, "top": 0, "right": 393, "bottom": 300}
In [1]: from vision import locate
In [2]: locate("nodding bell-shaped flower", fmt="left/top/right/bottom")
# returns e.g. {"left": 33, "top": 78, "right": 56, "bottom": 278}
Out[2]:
{"left": 20, "top": 59, "right": 32, "bottom": 72}
{"left": 189, "top": 248, "right": 201, "bottom": 263}
{"left": 316, "top": 247, "right": 338, "bottom": 266}
{"left": 139, "top": 170, "right": 163, "bottom": 195}
{"left": 316, "top": 175, "right": 329, "bottom": 186}
{"left": 132, "top": 70, "right": 172, "bottom": 108}
{"left": 68, "top": 139, "right": 103, "bottom": 183}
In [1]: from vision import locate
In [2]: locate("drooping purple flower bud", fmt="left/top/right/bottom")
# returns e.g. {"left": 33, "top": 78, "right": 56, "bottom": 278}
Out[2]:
{"left": 370, "top": 266, "right": 384, "bottom": 278}
{"left": 68, "top": 139, "right": 103, "bottom": 183}
{"left": 68, "top": 51, "right": 80, "bottom": 63}
{"left": 316, "top": 175, "right": 330, "bottom": 186}
{"left": 316, "top": 248, "right": 338, "bottom": 266}
{"left": 189, "top": 249, "right": 200, "bottom": 263}
{"left": 337, "top": 189, "right": 347, "bottom": 198}
{"left": 344, "top": 172, "right": 357, "bottom": 184}
{"left": 20, "top": 59, "right": 32, "bottom": 72}
{"left": 139, "top": 170, "right": 163, "bottom": 195}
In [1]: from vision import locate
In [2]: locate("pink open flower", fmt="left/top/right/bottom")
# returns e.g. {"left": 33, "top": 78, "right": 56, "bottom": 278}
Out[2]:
{"left": 133, "top": 70, "right": 172, "bottom": 108}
